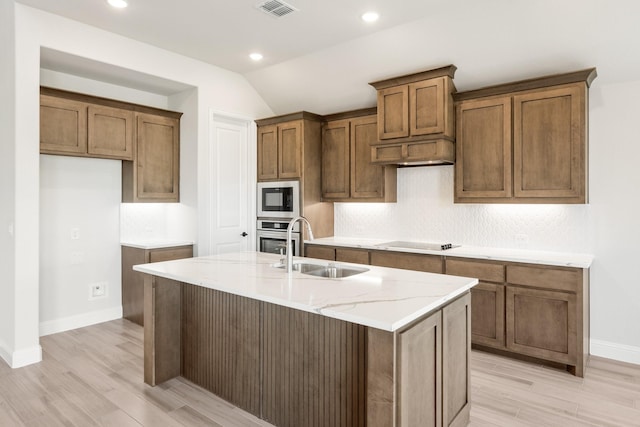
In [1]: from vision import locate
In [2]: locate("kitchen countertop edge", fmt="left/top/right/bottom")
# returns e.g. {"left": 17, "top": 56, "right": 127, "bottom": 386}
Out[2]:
{"left": 305, "top": 237, "right": 594, "bottom": 268}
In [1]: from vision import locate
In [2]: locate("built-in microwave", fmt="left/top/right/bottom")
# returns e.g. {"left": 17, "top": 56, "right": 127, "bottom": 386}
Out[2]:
{"left": 257, "top": 180, "right": 300, "bottom": 219}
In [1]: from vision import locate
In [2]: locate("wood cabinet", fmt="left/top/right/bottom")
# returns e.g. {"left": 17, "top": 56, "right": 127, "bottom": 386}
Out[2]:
{"left": 40, "top": 87, "right": 182, "bottom": 203}
{"left": 122, "top": 113, "right": 180, "bottom": 202}
{"left": 369, "top": 65, "right": 457, "bottom": 165}
{"left": 305, "top": 244, "right": 336, "bottom": 261}
{"left": 307, "top": 242, "right": 589, "bottom": 376}
{"left": 445, "top": 259, "right": 505, "bottom": 349}
{"left": 454, "top": 68, "right": 596, "bottom": 204}
{"left": 121, "top": 244, "right": 192, "bottom": 326}
{"left": 40, "top": 94, "right": 134, "bottom": 160}
{"left": 256, "top": 112, "right": 335, "bottom": 239}
{"left": 321, "top": 111, "right": 397, "bottom": 202}
{"left": 257, "top": 120, "right": 302, "bottom": 181}
{"left": 371, "top": 250, "right": 443, "bottom": 273}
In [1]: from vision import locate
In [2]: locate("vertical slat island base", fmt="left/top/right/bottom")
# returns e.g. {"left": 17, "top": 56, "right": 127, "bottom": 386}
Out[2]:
{"left": 139, "top": 253, "right": 475, "bottom": 427}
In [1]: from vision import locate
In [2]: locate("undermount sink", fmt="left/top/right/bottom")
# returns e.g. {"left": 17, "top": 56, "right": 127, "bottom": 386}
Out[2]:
{"left": 275, "top": 261, "right": 369, "bottom": 278}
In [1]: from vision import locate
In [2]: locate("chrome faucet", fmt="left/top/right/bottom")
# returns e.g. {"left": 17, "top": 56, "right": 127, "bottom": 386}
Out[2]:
{"left": 286, "top": 216, "right": 314, "bottom": 273}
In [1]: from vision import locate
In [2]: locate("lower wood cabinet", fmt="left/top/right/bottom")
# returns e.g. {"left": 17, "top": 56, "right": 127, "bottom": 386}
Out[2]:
{"left": 121, "top": 244, "right": 193, "bottom": 326}
{"left": 371, "top": 250, "right": 443, "bottom": 273}
{"left": 306, "top": 244, "right": 589, "bottom": 377}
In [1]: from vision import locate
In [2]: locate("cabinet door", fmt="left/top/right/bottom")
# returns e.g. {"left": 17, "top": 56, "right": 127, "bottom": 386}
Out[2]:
{"left": 505, "top": 286, "right": 577, "bottom": 365}
{"left": 442, "top": 293, "right": 471, "bottom": 427}
{"left": 257, "top": 125, "right": 278, "bottom": 181}
{"left": 409, "top": 77, "right": 445, "bottom": 136}
{"left": 336, "top": 248, "right": 369, "bottom": 265}
{"left": 305, "top": 245, "right": 336, "bottom": 261}
{"left": 397, "top": 309, "right": 442, "bottom": 427}
{"left": 377, "top": 85, "right": 409, "bottom": 140}
{"left": 278, "top": 121, "right": 302, "bottom": 179}
{"left": 136, "top": 113, "right": 180, "bottom": 202}
{"left": 370, "top": 251, "right": 443, "bottom": 273}
{"left": 322, "top": 120, "right": 351, "bottom": 199}
{"left": 470, "top": 283, "right": 505, "bottom": 349}
{"left": 351, "top": 116, "right": 386, "bottom": 199}
{"left": 513, "top": 84, "right": 586, "bottom": 202}
{"left": 87, "top": 104, "right": 134, "bottom": 160}
{"left": 40, "top": 95, "right": 87, "bottom": 155}
{"left": 455, "top": 97, "right": 512, "bottom": 201}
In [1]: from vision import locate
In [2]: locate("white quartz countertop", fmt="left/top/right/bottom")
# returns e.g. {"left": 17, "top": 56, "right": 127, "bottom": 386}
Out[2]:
{"left": 121, "top": 240, "right": 194, "bottom": 250}
{"left": 133, "top": 251, "right": 477, "bottom": 332}
{"left": 306, "top": 237, "right": 594, "bottom": 268}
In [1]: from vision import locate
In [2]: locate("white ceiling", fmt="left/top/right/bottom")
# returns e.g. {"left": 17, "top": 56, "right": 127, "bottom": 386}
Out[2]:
{"left": 18, "top": 0, "right": 640, "bottom": 115}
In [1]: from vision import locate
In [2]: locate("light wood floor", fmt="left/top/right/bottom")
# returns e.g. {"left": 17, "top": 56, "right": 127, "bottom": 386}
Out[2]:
{"left": 1, "top": 319, "right": 639, "bottom": 426}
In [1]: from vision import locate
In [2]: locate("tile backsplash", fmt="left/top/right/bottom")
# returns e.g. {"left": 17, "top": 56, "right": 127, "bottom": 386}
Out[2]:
{"left": 334, "top": 166, "right": 593, "bottom": 253}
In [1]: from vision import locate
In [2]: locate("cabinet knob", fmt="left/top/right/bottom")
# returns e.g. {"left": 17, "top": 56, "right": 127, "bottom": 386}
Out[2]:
{"left": 241, "top": 232, "right": 248, "bottom": 237}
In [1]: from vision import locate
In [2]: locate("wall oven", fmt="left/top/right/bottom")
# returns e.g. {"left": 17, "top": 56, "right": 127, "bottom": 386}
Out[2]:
{"left": 256, "top": 219, "right": 300, "bottom": 256}
{"left": 257, "top": 180, "right": 300, "bottom": 219}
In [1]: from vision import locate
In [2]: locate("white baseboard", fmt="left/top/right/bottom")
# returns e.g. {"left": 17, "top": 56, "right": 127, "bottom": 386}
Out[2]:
{"left": 0, "top": 338, "right": 43, "bottom": 369}
{"left": 39, "top": 306, "right": 123, "bottom": 337}
{"left": 591, "top": 339, "right": 640, "bottom": 366}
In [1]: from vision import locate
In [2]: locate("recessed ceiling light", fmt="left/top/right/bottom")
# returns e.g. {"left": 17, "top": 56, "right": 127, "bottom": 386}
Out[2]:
{"left": 361, "top": 11, "right": 379, "bottom": 23}
{"left": 249, "top": 53, "right": 264, "bottom": 61}
{"left": 107, "top": 0, "right": 128, "bottom": 8}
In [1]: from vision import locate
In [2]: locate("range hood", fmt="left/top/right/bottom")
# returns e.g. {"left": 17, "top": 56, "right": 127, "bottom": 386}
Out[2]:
{"left": 370, "top": 138, "right": 455, "bottom": 166}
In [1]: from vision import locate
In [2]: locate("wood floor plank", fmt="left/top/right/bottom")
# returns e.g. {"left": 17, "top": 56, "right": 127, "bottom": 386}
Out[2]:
{"left": 2, "top": 318, "right": 640, "bottom": 427}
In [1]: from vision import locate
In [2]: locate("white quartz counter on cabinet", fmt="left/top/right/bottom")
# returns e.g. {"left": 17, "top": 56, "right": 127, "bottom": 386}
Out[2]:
{"left": 121, "top": 240, "right": 194, "bottom": 250}
{"left": 133, "top": 251, "right": 477, "bottom": 332}
{"left": 305, "top": 236, "right": 594, "bottom": 268}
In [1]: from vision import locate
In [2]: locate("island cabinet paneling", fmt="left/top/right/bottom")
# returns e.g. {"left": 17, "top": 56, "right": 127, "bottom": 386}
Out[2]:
{"left": 262, "top": 303, "right": 367, "bottom": 427}
{"left": 181, "top": 285, "right": 262, "bottom": 416}
{"left": 370, "top": 250, "right": 443, "bottom": 273}
{"left": 445, "top": 259, "right": 506, "bottom": 349}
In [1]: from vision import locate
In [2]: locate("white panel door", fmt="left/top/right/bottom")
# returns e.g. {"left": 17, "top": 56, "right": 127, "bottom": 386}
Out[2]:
{"left": 209, "top": 115, "right": 251, "bottom": 254}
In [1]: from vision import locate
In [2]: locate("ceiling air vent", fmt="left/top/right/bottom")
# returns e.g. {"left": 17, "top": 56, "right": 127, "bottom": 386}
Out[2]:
{"left": 256, "top": 0, "right": 298, "bottom": 18}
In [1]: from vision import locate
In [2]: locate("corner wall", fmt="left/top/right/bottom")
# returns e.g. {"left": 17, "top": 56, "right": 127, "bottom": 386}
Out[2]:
{"left": 0, "top": 0, "right": 17, "bottom": 366}
{"left": 7, "top": 3, "right": 273, "bottom": 368}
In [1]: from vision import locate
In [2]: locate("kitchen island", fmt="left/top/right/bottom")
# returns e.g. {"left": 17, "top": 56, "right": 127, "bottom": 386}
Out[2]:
{"left": 134, "top": 251, "right": 478, "bottom": 427}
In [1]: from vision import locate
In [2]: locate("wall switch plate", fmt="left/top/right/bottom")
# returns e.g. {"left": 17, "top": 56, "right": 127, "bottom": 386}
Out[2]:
{"left": 70, "top": 251, "right": 85, "bottom": 265}
{"left": 71, "top": 228, "right": 80, "bottom": 240}
{"left": 89, "top": 282, "right": 108, "bottom": 300}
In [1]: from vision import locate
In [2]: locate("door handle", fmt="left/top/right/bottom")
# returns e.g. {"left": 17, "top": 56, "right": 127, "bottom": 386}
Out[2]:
{"left": 241, "top": 232, "right": 248, "bottom": 237}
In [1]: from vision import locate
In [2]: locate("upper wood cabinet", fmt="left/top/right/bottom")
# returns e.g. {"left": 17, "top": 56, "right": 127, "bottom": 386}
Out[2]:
{"left": 454, "top": 68, "right": 596, "bottom": 204}
{"left": 41, "top": 95, "right": 134, "bottom": 160}
{"left": 40, "top": 87, "right": 182, "bottom": 203}
{"left": 257, "top": 120, "right": 303, "bottom": 181}
{"left": 369, "top": 65, "right": 456, "bottom": 166}
{"left": 321, "top": 111, "right": 397, "bottom": 202}
{"left": 122, "top": 113, "right": 181, "bottom": 202}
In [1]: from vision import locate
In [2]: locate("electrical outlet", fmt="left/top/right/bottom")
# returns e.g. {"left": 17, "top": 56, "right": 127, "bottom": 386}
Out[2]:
{"left": 70, "top": 251, "right": 85, "bottom": 265}
{"left": 89, "top": 282, "right": 108, "bottom": 300}
{"left": 71, "top": 228, "right": 80, "bottom": 240}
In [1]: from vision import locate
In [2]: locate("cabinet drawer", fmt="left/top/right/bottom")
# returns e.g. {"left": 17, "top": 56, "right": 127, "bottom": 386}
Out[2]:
{"left": 445, "top": 259, "right": 505, "bottom": 283}
{"left": 506, "top": 265, "right": 580, "bottom": 293}
{"left": 149, "top": 246, "right": 193, "bottom": 263}
{"left": 371, "top": 251, "right": 443, "bottom": 273}
{"left": 305, "top": 245, "right": 336, "bottom": 261}
{"left": 336, "top": 248, "right": 369, "bottom": 265}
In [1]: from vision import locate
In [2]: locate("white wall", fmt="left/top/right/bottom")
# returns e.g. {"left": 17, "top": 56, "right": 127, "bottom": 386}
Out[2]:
{"left": 0, "top": 0, "right": 17, "bottom": 365}
{"left": 336, "top": 80, "right": 640, "bottom": 364}
{"left": 4, "top": 3, "right": 273, "bottom": 368}
{"left": 39, "top": 156, "right": 122, "bottom": 334}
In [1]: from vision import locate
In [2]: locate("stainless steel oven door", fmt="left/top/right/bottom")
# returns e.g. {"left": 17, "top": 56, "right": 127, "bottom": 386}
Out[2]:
{"left": 256, "top": 229, "right": 300, "bottom": 256}
{"left": 257, "top": 180, "right": 300, "bottom": 219}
